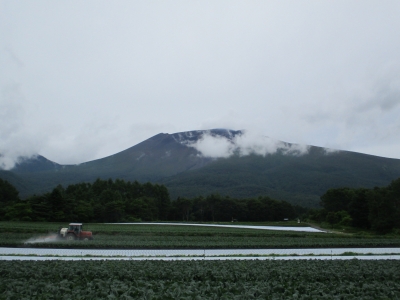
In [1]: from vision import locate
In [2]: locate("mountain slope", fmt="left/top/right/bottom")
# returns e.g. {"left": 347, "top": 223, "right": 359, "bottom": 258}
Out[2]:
{"left": 12, "top": 155, "right": 62, "bottom": 173}
{"left": 5, "top": 129, "right": 234, "bottom": 197}
{"left": 161, "top": 146, "right": 400, "bottom": 207}
{"left": 2, "top": 129, "right": 400, "bottom": 207}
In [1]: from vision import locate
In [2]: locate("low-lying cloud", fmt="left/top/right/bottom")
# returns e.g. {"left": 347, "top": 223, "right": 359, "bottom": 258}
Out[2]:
{"left": 0, "top": 83, "right": 41, "bottom": 170}
{"left": 187, "top": 130, "right": 311, "bottom": 159}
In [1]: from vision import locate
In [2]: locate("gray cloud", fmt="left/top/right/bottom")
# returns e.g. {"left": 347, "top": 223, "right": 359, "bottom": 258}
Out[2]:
{"left": 300, "top": 62, "right": 400, "bottom": 158}
{"left": 356, "top": 65, "right": 400, "bottom": 113}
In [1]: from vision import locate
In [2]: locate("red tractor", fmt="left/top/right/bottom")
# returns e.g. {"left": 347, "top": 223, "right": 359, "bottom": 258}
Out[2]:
{"left": 58, "top": 223, "right": 93, "bottom": 241}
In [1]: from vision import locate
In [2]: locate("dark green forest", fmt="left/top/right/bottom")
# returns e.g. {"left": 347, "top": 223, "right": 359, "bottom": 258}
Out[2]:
{"left": 2, "top": 176, "right": 400, "bottom": 233}
{"left": 307, "top": 177, "right": 400, "bottom": 233}
{"left": 0, "top": 178, "right": 302, "bottom": 223}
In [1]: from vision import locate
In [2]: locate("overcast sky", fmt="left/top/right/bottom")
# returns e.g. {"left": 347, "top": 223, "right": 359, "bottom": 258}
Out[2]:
{"left": 1, "top": 1, "right": 400, "bottom": 168}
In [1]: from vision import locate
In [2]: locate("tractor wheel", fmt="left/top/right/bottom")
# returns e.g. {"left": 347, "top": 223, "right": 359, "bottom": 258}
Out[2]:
{"left": 66, "top": 234, "right": 76, "bottom": 241}
{"left": 83, "top": 237, "right": 89, "bottom": 241}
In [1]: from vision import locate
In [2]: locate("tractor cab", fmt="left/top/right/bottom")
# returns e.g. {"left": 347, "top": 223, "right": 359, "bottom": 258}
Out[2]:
{"left": 68, "top": 223, "right": 82, "bottom": 234}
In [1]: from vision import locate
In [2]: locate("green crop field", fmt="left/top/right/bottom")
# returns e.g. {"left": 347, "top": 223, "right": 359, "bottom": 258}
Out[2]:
{"left": 1, "top": 260, "right": 400, "bottom": 299}
{"left": 1, "top": 221, "right": 400, "bottom": 249}
{"left": 3, "top": 234, "right": 400, "bottom": 249}
{"left": 0, "top": 221, "right": 307, "bottom": 233}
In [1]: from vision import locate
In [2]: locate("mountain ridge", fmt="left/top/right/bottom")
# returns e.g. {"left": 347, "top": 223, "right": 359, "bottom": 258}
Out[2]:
{"left": 2, "top": 128, "right": 400, "bottom": 207}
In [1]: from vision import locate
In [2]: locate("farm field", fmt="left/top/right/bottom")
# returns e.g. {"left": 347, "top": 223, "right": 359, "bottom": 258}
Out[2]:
{"left": 109, "top": 222, "right": 324, "bottom": 232}
{"left": 0, "top": 221, "right": 313, "bottom": 233}
{"left": 2, "top": 246, "right": 400, "bottom": 260}
{"left": 1, "top": 259, "right": 400, "bottom": 299}
{"left": 1, "top": 221, "right": 400, "bottom": 249}
{"left": 2, "top": 222, "right": 400, "bottom": 298}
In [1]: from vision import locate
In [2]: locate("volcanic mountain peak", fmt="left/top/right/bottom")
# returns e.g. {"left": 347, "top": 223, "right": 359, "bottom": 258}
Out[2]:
{"left": 8, "top": 155, "right": 61, "bottom": 173}
{"left": 170, "top": 129, "right": 242, "bottom": 145}
{"left": 5, "top": 129, "right": 311, "bottom": 172}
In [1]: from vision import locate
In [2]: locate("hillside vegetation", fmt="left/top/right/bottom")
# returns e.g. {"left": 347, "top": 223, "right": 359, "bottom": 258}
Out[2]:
{"left": 308, "top": 177, "right": 400, "bottom": 234}
{"left": 0, "top": 178, "right": 300, "bottom": 224}
{"left": 162, "top": 147, "right": 400, "bottom": 207}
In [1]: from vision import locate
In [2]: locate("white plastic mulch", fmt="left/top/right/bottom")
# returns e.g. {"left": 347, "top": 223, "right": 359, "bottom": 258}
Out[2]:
{"left": 107, "top": 222, "right": 325, "bottom": 233}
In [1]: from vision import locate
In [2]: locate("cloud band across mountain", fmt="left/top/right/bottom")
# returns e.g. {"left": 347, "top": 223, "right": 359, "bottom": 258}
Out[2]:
{"left": 181, "top": 130, "right": 311, "bottom": 158}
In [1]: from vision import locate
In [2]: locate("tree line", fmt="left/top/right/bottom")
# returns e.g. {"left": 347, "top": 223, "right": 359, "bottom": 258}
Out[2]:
{"left": 307, "top": 177, "right": 400, "bottom": 233}
{"left": 0, "top": 178, "right": 303, "bottom": 223}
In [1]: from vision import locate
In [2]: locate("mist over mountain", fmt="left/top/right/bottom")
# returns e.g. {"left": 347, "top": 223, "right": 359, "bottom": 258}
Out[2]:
{"left": 183, "top": 129, "right": 312, "bottom": 158}
{"left": 2, "top": 129, "right": 400, "bottom": 207}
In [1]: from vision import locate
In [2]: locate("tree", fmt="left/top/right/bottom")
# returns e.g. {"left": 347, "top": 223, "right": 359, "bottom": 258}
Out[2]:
{"left": 153, "top": 184, "right": 171, "bottom": 220}
{"left": 368, "top": 187, "right": 397, "bottom": 233}
{"left": 320, "top": 188, "right": 355, "bottom": 212}
{"left": 246, "top": 198, "right": 265, "bottom": 222}
{"left": 387, "top": 178, "right": 400, "bottom": 228}
{"left": 192, "top": 196, "right": 207, "bottom": 222}
{"left": 205, "top": 194, "right": 222, "bottom": 222}
{"left": 47, "top": 185, "right": 66, "bottom": 221}
{"left": 125, "top": 197, "right": 151, "bottom": 221}
{"left": 0, "top": 179, "right": 20, "bottom": 219}
{"left": 97, "top": 189, "right": 125, "bottom": 222}
{"left": 348, "top": 189, "right": 370, "bottom": 229}
{"left": 171, "top": 197, "right": 192, "bottom": 221}
{"left": 4, "top": 201, "right": 32, "bottom": 221}
{"left": 28, "top": 195, "right": 52, "bottom": 221}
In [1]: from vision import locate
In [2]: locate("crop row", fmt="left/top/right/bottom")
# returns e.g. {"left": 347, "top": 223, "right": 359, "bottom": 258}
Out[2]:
{"left": 1, "top": 260, "right": 400, "bottom": 299}
{"left": 3, "top": 233, "right": 399, "bottom": 249}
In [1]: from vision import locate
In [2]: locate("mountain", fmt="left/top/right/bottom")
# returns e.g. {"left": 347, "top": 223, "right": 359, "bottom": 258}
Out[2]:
{"left": 3, "top": 129, "right": 239, "bottom": 197}
{"left": 2, "top": 129, "right": 400, "bottom": 207}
